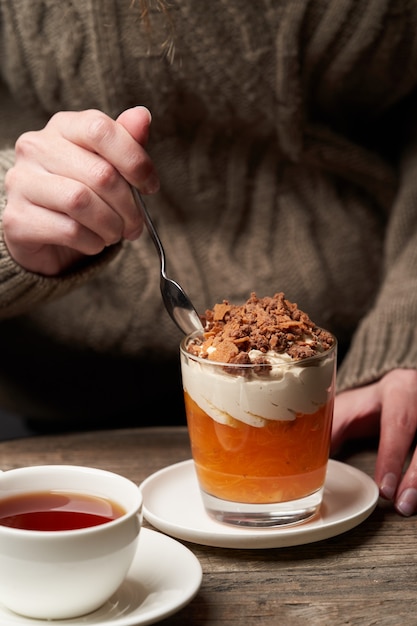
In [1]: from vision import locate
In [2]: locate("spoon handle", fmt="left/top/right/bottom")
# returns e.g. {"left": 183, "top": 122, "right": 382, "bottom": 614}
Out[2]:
{"left": 131, "top": 186, "right": 167, "bottom": 276}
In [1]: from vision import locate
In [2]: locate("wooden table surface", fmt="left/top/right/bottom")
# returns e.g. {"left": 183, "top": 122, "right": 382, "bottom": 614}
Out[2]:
{"left": 1, "top": 427, "right": 416, "bottom": 626}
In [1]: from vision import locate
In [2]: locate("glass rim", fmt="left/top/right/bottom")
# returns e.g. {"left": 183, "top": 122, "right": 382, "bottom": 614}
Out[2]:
{"left": 180, "top": 329, "right": 337, "bottom": 370}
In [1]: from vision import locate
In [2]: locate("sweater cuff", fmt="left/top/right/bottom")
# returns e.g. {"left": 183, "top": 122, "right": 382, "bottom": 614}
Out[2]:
{"left": 337, "top": 315, "right": 417, "bottom": 392}
{"left": 0, "top": 233, "right": 121, "bottom": 318}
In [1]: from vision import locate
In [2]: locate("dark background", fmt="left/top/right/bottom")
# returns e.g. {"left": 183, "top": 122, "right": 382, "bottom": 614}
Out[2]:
{"left": 0, "top": 410, "right": 35, "bottom": 440}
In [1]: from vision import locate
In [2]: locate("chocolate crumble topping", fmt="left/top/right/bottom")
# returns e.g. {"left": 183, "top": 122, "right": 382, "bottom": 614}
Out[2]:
{"left": 188, "top": 292, "right": 335, "bottom": 366}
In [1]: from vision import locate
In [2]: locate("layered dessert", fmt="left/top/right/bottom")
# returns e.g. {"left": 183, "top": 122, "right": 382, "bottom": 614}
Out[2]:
{"left": 180, "top": 292, "right": 336, "bottom": 505}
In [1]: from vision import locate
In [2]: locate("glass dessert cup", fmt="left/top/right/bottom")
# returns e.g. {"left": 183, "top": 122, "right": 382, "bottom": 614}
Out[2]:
{"left": 180, "top": 332, "right": 337, "bottom": 528}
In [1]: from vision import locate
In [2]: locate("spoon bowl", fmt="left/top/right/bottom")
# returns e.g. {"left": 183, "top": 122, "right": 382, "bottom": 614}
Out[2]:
{"left": 131, "top": 187, "right": 204, "bottom": 336}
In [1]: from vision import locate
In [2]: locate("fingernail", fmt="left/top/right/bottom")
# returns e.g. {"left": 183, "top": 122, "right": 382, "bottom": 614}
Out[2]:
{"left": 135, "top": 105, "right": 152, "bottom": 123}
{"left": 396, "top": 488, "right": 417, "bottom": 517}
{"left": 380, "top": 473, "right": 397, "bottom": 500}
{"left": 141, "top": 171, "right": 160, "bottom": 194}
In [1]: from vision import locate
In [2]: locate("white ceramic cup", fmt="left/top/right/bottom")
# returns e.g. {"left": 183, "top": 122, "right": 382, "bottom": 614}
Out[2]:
{"left": 0, "top": 465, "right": 142, "bottom": 619}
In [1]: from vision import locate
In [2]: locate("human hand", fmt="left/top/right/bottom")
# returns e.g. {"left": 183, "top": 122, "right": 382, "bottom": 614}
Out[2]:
{"left": 332, "top": 369, "right": 417, "bottom": 516}
{"left": 3, "top": 106, "right": 159, "bottom": 275}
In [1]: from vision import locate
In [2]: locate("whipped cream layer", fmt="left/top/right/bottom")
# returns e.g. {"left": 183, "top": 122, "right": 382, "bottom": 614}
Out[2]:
{"left": 181, "top": 349, "right": 335, "bottom": 428}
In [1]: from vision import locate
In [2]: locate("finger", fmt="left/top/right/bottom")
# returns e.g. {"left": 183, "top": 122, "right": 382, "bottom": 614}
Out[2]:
{"left": 48, "top": 109, "right": 159, "bottom": 193}
{"left": 116, "top": 106, "right": 152, "bottom": 146}
{"left": 395, "top": 447, "right": 417, "bottom": 517}
{"left": 7, "top": 164, "right": 127, "bottom": 246}
{"left": 331, "top": 385, "right": 380, "bottom": 454}
{"left": 116, "top": 106, "right": 160, "bottom": 194}
{"left": 4, "top": 193, "right": 106, "bottom": 254}
{"left": 375, "top": 371, "right": 417, "bottom": 503}
{"left": 3, "top": 197, "right": 106, "bottom": 274}
{"left": 14, "top": 132, "right": 142, "bottom": 240}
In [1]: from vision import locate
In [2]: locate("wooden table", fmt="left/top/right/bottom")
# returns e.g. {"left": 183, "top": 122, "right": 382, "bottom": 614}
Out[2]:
{"left": 1, "top": 427, "right": 416, "bottom": 625}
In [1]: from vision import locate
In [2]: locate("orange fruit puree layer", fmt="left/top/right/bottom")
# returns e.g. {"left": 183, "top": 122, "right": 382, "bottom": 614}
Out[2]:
{"left": 184, "top": 392, "right": 333, "bottom": 504}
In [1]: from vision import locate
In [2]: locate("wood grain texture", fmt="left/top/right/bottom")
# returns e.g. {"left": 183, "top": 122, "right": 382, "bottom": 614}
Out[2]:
{"left": 1, "top": 428, "right": 415, "bottom": 626}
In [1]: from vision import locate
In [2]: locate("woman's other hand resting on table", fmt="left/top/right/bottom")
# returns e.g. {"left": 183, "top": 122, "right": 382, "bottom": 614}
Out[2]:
{"left": 3, "top": 106, "right": 159, "bottom": 276}
{"left": 332, "top": 369, "right": 417, "bottom": 517}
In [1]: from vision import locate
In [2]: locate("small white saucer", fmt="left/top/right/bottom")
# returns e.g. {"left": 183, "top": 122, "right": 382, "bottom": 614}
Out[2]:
{"left": 141, "top": 459, "right": 379, "bottom": 549}
{"left": 0, "top": 528, "right": 202, "bottom": 626}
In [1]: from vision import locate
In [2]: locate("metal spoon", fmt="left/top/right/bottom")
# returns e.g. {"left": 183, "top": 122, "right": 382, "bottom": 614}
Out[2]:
{"left": 131, "top": 187, "right": 204, "bottom": 335}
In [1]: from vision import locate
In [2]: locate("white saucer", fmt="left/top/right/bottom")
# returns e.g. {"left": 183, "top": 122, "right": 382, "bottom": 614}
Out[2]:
{"left": 0, "top": 528, "right": 202, "bottom": 626}
{"left": 141, "top": 459, "right": 379, "bottom": 549}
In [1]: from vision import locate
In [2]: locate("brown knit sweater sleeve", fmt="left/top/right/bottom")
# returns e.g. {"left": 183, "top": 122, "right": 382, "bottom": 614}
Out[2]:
{"left": 0, "top": 238, "right": 121, "bottom": 321}
{"left": 337, "top": 120, "right": 417, "bottom": 391}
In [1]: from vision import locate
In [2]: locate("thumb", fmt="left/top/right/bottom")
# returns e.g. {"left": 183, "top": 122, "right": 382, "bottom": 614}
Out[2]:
{"left": 116, "top": 106, "right": 152, "bottom": 145}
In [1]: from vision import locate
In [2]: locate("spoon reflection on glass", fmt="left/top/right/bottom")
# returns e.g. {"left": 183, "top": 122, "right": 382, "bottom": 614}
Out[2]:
{"left": 131, "top": 187, "right": 204, "bottom": 336}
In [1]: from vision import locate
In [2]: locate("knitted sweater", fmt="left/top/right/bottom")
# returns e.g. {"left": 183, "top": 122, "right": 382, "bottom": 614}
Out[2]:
{"left": 1, "top": 0, "right": 417, "bottom": 425}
